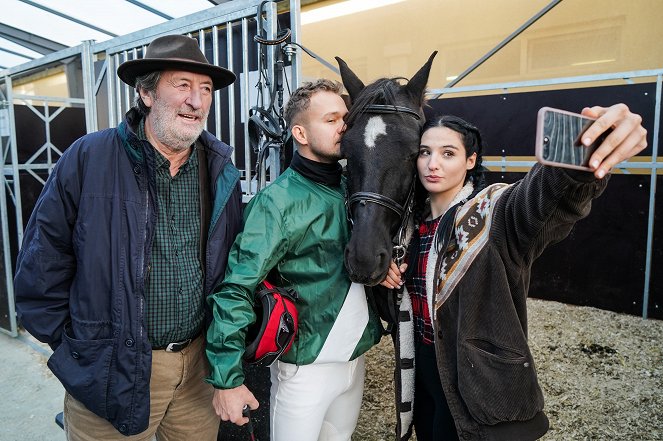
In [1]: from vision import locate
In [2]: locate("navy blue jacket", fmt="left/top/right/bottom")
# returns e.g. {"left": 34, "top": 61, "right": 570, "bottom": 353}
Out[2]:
{"left": 14, "top": 109, "right": 243, "bottom": 435}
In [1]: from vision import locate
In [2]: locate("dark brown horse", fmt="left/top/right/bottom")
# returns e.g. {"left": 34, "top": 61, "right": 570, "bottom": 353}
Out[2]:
{"left": 337, "top": 52, "right": 437, "bottom": 286}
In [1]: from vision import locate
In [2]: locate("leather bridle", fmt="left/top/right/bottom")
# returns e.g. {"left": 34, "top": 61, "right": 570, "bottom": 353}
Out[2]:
{"left": 345, "top": 103, "right": 421, "bottom": 266}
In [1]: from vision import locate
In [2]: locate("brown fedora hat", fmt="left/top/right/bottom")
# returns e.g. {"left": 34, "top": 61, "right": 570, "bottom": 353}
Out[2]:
{"left": 117, "top": 34, "right": 235, "bottom": 90}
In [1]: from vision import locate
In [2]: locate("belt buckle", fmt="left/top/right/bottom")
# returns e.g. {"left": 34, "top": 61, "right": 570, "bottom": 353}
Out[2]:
{"left": 165, "top": 338, "right": 192, "bottom": 353}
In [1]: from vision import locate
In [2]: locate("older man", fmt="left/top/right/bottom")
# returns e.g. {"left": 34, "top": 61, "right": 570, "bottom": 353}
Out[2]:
{"left": 14, "top": 35, "right": 242, "bottom": 440}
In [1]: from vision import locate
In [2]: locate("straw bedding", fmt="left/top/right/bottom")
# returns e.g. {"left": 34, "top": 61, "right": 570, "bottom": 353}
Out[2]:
{"left": 355, "top": 298, "right": 663, "bottom": 440}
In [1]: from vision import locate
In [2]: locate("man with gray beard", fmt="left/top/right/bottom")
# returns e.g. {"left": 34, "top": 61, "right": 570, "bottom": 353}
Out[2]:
{"left": 14, "top": 35, "right": 242, "bottom": 440}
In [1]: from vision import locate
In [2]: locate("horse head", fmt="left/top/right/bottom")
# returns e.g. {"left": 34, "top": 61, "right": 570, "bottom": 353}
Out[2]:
{"left": 337, "top": 52, "right": 437, "bottom": 286}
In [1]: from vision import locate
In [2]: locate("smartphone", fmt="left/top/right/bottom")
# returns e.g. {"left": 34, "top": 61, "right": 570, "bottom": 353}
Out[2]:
{"left": 535, "top": 107, "right": 612, "bottom": 171}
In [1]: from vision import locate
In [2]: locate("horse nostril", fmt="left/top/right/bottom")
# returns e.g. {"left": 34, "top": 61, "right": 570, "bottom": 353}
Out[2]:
{"left": 376, "top": 250, "right": 390, "bottom": 269}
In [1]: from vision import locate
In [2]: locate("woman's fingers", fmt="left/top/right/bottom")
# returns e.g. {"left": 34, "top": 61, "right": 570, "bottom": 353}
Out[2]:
{"left": 581, "top": 104, "right": 647, "bottom": 178}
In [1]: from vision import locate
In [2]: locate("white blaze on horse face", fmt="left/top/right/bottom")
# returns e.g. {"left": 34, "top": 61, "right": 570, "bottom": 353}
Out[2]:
{"left": 363, "top": 116, "right": 387, "bottom": 149}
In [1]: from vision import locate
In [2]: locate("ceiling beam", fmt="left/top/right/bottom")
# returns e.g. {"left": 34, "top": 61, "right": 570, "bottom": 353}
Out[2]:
{"left": 125, "top": 0, "right": 174, "bottom": 20}
{"left": 18, "top": 0, "right": 118, "bottom": 38}
{"left": 0, "top": 23, "right": 67, "bottom": 55}
{"left": 0, "top": 46, "right": 35, "bottom": 59}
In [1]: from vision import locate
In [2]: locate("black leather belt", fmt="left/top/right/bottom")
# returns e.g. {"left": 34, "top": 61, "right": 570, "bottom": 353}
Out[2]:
{"left": 153, "top": 334, "right": 198, "bottom": 353}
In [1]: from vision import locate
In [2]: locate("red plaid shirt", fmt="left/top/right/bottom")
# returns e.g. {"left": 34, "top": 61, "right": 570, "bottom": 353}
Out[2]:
{"left": 405, "top": 216, "right": 441, "bottom": 345}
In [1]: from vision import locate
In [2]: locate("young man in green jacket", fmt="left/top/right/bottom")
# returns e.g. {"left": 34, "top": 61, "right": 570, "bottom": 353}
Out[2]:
{"left": 206, "top": 79, "right": 383, "bottom": 440}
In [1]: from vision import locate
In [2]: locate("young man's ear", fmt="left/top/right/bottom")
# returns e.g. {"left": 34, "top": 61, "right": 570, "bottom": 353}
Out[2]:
{"left": 291, "top": 124, "right": 307, "bottom": 147}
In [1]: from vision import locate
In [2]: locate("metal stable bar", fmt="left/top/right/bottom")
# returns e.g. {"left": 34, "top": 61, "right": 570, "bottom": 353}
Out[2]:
{"left": 212, "top": 25, "right": 222, "bottom": 140}
{"left": 480, "top": 159, "right": 661, "bottom": 170}
{"left": 106, "top": 53, "right": 118, "bottom": 128}
{"left": 199, "top": 29, "right": 207, "bottom": 132}
{"left": 11, "top": 95, "right": 85, "bottom": 105}
{"left": 289, "top": 0, "right": 302, "bottom": 89}
{"left": 227, "top": 22, "right": 236, "bottom": 165}
{"left": 0, "top": 81, "right": 17, "bottom": 336}
{"left": 81, "top": 41, "right": 98, "bottom": 133}
{"left": 0, "top": 165, "right": 17, "bottom": 336}
{"left": 125, "top": 50, "right": 137, "bottom": 115}
{"left": 5, "top": 76, "right": 23, "bottom": 247}
{"left": 93, "top": 59, "right": 107, "bottom": 98}
{"left": 265, "top": 1, "right": 279, "bottom": 186}
{"left": 114, "top": 53, "right": 123, "bottom": 124}
{"left": 241, "top": 17, "right": 252, "bottom": 199}
{"left": 642, "top": 74, "right": 661, "bottom": 319}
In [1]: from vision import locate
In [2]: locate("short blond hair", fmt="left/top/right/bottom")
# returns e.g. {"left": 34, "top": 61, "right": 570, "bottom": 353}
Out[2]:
{"left": 284, "top": 79, "right": 343, "bottom": 126}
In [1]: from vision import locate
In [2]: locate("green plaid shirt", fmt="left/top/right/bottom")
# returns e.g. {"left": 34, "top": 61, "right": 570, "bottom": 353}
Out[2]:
{"left": 138, "top": 119, "right": 204, "bottom": 348}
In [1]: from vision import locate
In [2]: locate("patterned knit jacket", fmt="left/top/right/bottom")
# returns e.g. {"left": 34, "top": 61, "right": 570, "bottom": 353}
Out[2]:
{"left": 388, "top": 163, "right": 608, "bottom": 441}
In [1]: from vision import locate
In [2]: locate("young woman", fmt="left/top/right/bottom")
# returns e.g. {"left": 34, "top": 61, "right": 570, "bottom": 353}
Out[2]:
{"left": 380, "top": 107, "right": 646, "bottom": 441}
{"left": 392, "top": 115, "right": 487, "bottom": 441}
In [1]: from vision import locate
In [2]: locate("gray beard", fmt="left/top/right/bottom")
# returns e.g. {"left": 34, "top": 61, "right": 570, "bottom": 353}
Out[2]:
{"left": 152, "top": 114, "right": 205, "bottom": 151}
{"left": 150, "top": 99, "right": 208, "bottom": 151}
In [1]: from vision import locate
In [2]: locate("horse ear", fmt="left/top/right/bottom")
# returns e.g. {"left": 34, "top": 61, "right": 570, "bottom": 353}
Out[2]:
{"left": 406, "top": 51, "right": 438, "bottom": 105}
{"left": 335, "top": 56, "right": 365, "bottom": 103}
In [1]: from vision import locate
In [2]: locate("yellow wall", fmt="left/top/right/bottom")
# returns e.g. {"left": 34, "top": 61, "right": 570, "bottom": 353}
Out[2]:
{"left": 11, "top": 1, "right": 663, "bottom": 100}
{"left": 300, "top": 0, "right": 663, "bottom": 89}
{"left": 12, "top": 68, "right": 69, "bottom": 107}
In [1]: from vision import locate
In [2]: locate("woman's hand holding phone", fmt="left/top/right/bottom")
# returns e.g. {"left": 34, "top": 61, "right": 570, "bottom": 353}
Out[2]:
{"left": 536, "top": 104, "right": 647, "bottom": 179}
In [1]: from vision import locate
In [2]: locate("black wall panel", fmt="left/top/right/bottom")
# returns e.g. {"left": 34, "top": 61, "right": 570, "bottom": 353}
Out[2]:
{"left": 427, "top": 83, "right": 661, "bottom": 319}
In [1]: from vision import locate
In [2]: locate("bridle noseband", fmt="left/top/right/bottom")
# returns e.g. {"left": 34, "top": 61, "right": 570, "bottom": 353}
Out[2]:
{"left": 345, "top": 103, "right": 421, "bottom": 266}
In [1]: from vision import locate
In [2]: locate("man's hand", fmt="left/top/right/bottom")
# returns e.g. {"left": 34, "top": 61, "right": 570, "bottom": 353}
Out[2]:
{"left": 212, "top": 385, "right": 259, "bottom": 426}
{"left": 581, "top": 103, "right": 648, "bottom": 179}
{"left": 379, "top": 261, "right": 407, "bottom": 289}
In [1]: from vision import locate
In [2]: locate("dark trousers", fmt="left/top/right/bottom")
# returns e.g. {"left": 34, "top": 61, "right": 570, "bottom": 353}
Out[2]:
{"left": 413, "top": 342, "right": 459, "bottom": 441}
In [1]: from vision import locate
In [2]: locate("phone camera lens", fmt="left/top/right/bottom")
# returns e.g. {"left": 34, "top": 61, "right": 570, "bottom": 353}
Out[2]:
{"left": 543, "top": 136, "right": 550, "bottom": 144}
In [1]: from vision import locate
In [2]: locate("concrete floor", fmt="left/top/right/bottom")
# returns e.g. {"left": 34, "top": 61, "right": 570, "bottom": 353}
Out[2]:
{"left": 0, "top": 330, "right": 66, "bottom": 441}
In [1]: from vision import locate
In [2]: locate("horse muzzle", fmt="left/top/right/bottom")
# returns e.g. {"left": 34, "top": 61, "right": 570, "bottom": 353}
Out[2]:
{"left": 343, "top": 238, "right": 392, "bottom": 286}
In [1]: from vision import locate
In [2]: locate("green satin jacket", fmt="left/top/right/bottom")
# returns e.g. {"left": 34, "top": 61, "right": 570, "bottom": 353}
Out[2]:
{"left": 206, "top": 167, "right": 382, "bottom": 389}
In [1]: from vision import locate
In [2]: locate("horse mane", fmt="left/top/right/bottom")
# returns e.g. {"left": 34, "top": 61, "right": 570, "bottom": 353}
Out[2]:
{"left": 344, "top": 77, "right": 408, "bottom": 127}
